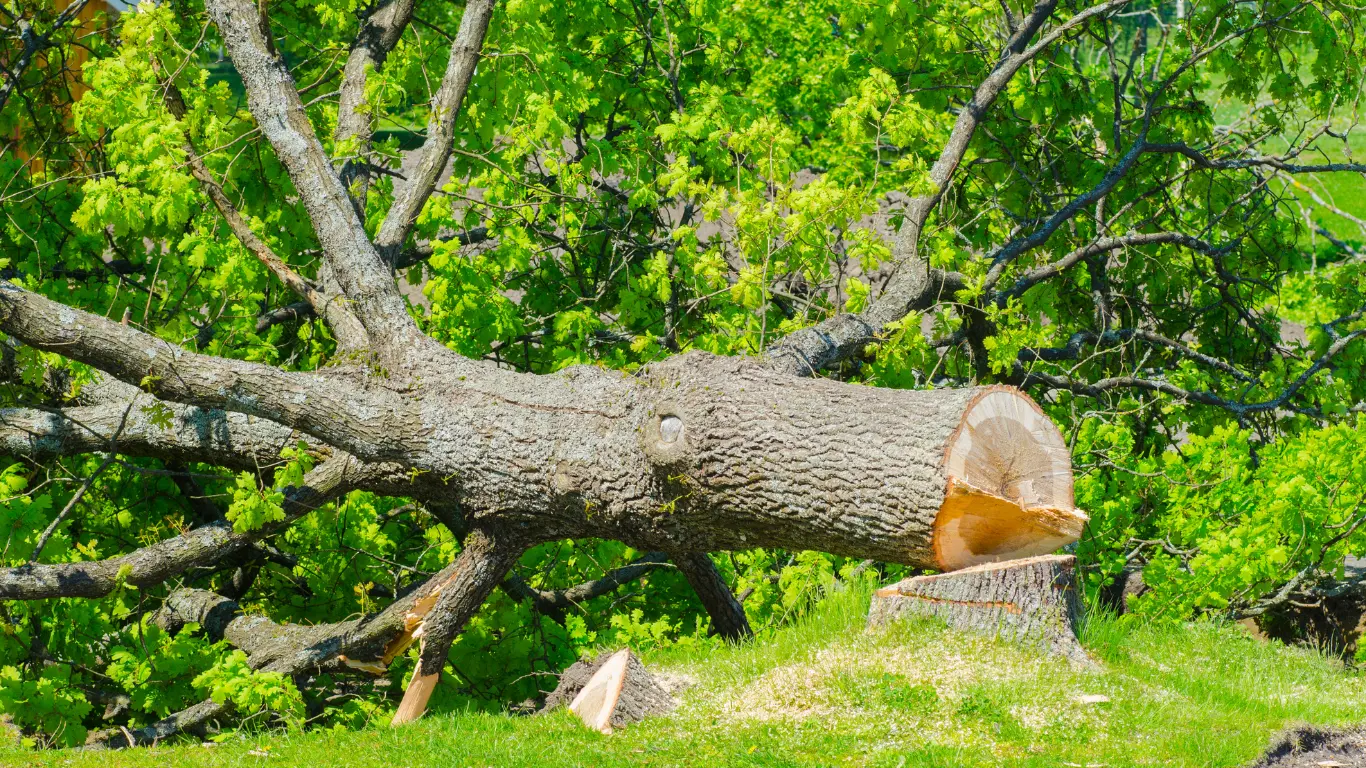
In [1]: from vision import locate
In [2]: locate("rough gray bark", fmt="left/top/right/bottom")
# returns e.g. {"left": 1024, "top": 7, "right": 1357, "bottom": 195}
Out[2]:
{"left": 88, "top": 699, "right": 226, "bottom": 750}
{"left": 0, "top": 0, "right": 1104, "bottom": 739}
{"left": 539, "top": 655, "right": 602, "bottom": 714}
{"left": 373, "top": 0, "right": 494, "bottom": 262}
{"left": 203, "top": 0, "right": 432, "bottom": 354}
{"left": 672, "top": 552, "right": 752, "bottom": 641}
{"left": 868, "top": 554, "right": 1089, "bottom": 664}
{"left": 393, "top": 529, "right": 521, "bottom": 724}
{"left": 155, "top": 588, "right": 323, "bottom": 667}
{"left": 0, "top": 327, "right": 1071, "bottom": 578}
{"left": 335, "top": 0, "right": 418, "bottom": 209}
{"left": 0, "top": 284, "right": 414, "bottom": 464}
{"left": 0, "top": 395, "right": 299, "bottom": 470}
{"left": 89, "top": 547, "right": 499, "bottom": 747}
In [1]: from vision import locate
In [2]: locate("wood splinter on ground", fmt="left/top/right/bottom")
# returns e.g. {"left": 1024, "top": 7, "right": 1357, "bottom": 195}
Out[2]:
{"left": 869, "top": 554, "right": 1091, "bottom": 664}
{"left": 541, "top": 649, "right": 674, "bottom": 734}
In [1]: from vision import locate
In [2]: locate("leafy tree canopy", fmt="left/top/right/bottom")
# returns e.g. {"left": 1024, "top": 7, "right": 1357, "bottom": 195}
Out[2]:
{"left": 0, "top": 0, "right": 1363, "bottom": 747}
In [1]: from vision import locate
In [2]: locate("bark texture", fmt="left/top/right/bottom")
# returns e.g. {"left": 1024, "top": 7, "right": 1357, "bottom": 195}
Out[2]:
{"left": 431, "top": 354, "right": 1075, "bottom": 567}
{"left": 0, "top": 346, "right": 1080, "bottom": 586}
{"left": 672, "top": 552, "right": 752, "bottom": 640}
{"left": 0, "top": 0, "right": 1105, "bottom": 740}
{"left": 335, "top": 0, "right": 417, "bottom": 208}
{"left": 868, "top": 554, "right": 1089, "bottom": 664}
{"left": 392, "top": 529, "right": 520, "bottom": 724}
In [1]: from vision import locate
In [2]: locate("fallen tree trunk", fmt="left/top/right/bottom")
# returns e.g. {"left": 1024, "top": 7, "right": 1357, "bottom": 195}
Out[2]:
{"left": 868, "top": 554, "right": 1089, "bottom": 663}
{"left": 1, "top": 281, "right": 1085, "bottom": 572}
{"left": 0, "top": 0, "right": 1119, "bottom": 742}
{"left": 417, "top": 354, "right": 1085, "bottom": 570}
{"left": 3, "top": 277, "right": 1090, "bottom": 727}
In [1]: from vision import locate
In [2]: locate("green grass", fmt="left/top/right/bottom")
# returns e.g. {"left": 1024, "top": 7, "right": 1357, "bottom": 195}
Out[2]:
{"left": 5, "top": 584, "right": 1363, "bottom": 767}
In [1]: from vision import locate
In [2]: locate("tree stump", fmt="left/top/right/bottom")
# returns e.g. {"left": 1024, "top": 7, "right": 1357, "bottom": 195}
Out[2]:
{"left": 541, "top": 649, "right": 674, "bottom": 734}
{"left": 868, "top": 554, "right": 1090, "bottom": 664}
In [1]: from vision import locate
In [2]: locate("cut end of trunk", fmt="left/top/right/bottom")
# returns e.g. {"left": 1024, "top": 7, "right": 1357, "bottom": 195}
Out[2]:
{"left": 933, "top": 388, "right": 1085, "bottom": 571}
{"left": 934, "top": 478, "right": 1088, "bottom": 571}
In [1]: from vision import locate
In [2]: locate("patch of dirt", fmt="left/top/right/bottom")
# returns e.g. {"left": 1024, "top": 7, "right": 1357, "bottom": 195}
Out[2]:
{"left": 1250, "top": 727, "right": 1366, "bottom": 767}
{"left": 652, "top": 671, "right": 697, "bottom": 697}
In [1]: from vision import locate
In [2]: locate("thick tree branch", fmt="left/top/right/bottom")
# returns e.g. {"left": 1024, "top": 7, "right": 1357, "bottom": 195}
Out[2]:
{"left": 336, "top": 0, "right": 418, "bottom": 209}
{"left": 395, "top": 528, "right": 520, "bottom": 724}
{"left": 254, "top": 228, "right": 492, "bottom": 332}
{"left": 672, "top": 551, "right": 752, "bottom": 641}
{"left": 373, "top": 0, "right": 495, "bottom": 261}
{"left": 765, "top": 270, "right": 965, "bottom": 377}
{"left": 162, "top": 80, "right": 369, "bottom": 350}
{"left": 0, "top": 282, "right": 417, "bottom": 463}
{"left": 96, "top": 559, "right": 434, "bottom": 747}
{"left": 0, "top": 399, "right": 298, "bottom": 470}
{"left": 204, "top": 0, "right": 425, "bottom": 352}
{"left": 90, "top": 699, "right": 225, "bottom": 750}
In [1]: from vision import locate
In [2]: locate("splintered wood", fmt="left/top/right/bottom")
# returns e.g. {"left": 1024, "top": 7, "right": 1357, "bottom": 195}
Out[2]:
{"left": 543, "top": 649, "right": 674, "bottom": 734}
{"left": 869, "top": 554, "right": 1090, "bottom": 664}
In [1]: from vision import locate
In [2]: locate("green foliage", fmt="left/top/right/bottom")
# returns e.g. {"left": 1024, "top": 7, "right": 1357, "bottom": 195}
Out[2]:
{"left": 0, "top": 0, "right": 1364, "bottom": 750}
{"left": 193, "top": 651, "right": 304, "bottom": 728}
{"left": 0, "top": 665, "right": 92, "bottom": 748}
{"left": 107, "top": 620, "right": 223, "bottom": 720}
{"left": 1078, "top": 418, "right": 1366, "bottom": 621}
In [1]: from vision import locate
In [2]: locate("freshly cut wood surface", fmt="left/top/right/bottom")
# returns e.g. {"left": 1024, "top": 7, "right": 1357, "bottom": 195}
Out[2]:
{"left": 392, "top": 653, "right": 439, "bottom": 726}
{"left": 570, "top": 649, "right": 630, "bottom": 734}
{"left": 869, "top": 554, "right": 1090, "bottom": 663}
{"left": 933, "top": 388, "right": 1086, "bottom": 571}
{"left": 933, "top": 478, "right": 1088, "bottom": 571}
{"left": 545, "top": 649, "right": 675, "bottom": 734}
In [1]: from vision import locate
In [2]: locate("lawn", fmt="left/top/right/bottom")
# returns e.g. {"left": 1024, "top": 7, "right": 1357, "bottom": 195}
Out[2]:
{"left": 3, "top": 582, "right": 1362, "bottom": 768}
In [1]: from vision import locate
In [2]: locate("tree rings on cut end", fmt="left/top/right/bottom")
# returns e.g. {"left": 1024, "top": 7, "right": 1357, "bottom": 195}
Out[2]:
{"left": 933, "top": 388, "right": 1087, "bottom": 571}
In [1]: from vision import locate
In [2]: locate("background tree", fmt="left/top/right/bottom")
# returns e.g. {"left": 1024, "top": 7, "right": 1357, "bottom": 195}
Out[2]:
{"left": 0, "top": 0, "right": 1363, "bottom": 748}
